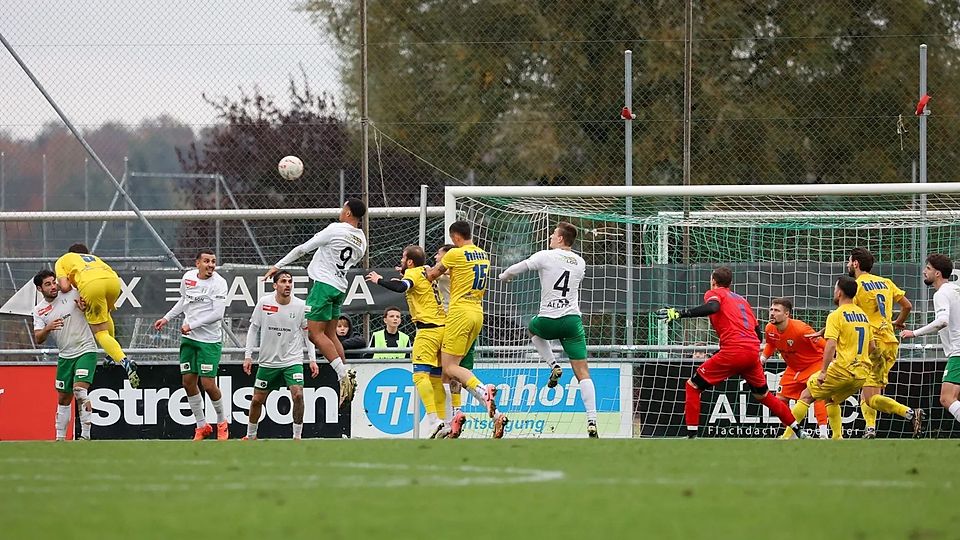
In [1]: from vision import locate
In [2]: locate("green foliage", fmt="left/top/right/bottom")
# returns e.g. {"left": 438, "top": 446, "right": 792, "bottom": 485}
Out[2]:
{"left": 302, "top": 0, "right": 960, "bottom": 186}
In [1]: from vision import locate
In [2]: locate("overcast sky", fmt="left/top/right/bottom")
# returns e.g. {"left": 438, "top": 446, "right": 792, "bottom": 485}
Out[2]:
{"left": 0, "top": 0, "right": 343, "bottom": 139}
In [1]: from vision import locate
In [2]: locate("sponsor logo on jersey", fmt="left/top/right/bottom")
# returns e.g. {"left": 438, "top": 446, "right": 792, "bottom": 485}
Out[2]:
{"left": 184, "top": 279, "right": 197, "bottom": 287}
{"left": 786, "top": 339, "right": 794, "bottom": 346}
{"left": 38, "top": 305, "right": 53, "bottom": 316}
{"left": 262, "top": 304, "right": 279, "bottom": 313}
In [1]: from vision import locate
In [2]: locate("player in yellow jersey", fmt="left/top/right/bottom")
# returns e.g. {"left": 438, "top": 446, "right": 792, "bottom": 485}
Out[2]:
{"left": 787, "top": 277, "right": 872, "bottom": 438}
{"left": 426, "top": 220, "right": 507, "bottom": 438}
{"left": 847, "top": 248, "right": 923, "bottom": 438}
{"left": 54, "top": 243, "right": 139, "bottom": 388}
{"left": 367, "top": 245, "right": 449, "bottom": 438}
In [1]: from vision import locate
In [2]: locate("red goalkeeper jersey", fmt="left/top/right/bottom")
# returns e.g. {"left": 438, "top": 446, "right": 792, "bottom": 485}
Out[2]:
{"left": 704, "top": 287, "right": 760, "bottom": 349}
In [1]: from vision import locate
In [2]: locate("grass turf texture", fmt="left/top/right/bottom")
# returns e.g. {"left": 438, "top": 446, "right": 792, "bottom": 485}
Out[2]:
{"left": 0, "top": 439, "right": 953, "bottom": 539}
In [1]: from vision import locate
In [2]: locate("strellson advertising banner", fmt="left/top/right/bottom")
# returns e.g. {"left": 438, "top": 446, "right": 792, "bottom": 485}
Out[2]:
{"left": 351, "top": 362, "right": 634, "bottom": 438}
{"left": 0, "top": 363, "right": 346, "bottom": 440}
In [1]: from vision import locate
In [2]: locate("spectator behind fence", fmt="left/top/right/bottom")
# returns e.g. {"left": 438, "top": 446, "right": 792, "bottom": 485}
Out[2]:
{"left": 336, "top": 315, "right": 366, "bottom": 359}
{"left": 368, "top": 306, "right": 411, "bottom": 359}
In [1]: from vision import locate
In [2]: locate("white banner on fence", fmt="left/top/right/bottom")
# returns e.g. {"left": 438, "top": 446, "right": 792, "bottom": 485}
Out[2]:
{"left": 351, "top": 362, "right": 633, "bottom": 439}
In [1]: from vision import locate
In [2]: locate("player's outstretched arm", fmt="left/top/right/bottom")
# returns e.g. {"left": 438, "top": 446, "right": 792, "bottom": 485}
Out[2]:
{"left": 269, "top": 231, "right": 329, "bottom": 277}
{"left": 903, "top": 294, "right": 949, "bottom": 339}
{"left": 365, "top": 271, "right": 410, "bottom": 293}
{"left": 656, "top": 300, "right": 720, "bottom": 322}
{"left": 499, "top": 259, "right": 533, "bottom": 282}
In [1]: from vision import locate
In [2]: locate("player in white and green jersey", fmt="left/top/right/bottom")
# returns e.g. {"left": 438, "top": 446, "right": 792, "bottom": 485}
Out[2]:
{"left": 32, "top": 269, "right": 98, "bottom": 440}
{"left": 498, "top": 221, "right": 598, "bottom": 438}
{"left": 901, "top": 253, "right": 960, "bottom": 429}
{"left": 243, "top": 270, "right": 319, "bottom": 440}
{"left": 264, "top": 198, "right": 367, "bottom": 406}
{"left": 154, "top": 249, "right": 230, "bottom": 441}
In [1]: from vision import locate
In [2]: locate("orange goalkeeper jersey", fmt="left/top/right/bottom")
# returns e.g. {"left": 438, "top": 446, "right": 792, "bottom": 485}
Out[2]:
{"left": 762, "top": 318, "right": 824, "bottom": 372}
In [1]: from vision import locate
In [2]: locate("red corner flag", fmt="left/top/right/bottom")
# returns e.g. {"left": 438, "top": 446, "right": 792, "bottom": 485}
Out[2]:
{"left": 916, "top": 94, "right": 931, "bottom": 116}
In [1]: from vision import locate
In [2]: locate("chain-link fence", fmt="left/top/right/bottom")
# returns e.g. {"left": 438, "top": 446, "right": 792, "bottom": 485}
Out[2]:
{"left": 2, "top": 1, "right": 959, "bottom": 353}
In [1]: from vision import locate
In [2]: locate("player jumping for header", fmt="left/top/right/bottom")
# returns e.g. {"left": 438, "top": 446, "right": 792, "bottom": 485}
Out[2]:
{"left": 499, "top": 221, "right": 598, "bottom": 438}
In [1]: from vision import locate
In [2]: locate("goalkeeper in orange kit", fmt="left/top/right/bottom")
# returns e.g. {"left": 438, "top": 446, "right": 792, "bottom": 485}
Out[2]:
{"left": 55, "top": 243, "right": 139, "bottom": 387}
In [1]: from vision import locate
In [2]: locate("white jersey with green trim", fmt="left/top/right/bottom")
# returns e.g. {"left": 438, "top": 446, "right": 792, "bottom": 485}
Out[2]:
{"left": 529, "top": 249, "right": 585, "bottom": 318}
{"left": 32, "top": 289, "right": 96, "bottom": 358}
{"left": 914, "top": 282, "right": 960, "bottom": 358}
{"left": 163, "top": 270, "right": 229, "bottom": 344}
{"left": 275, "top": 222, "right": 367, "bottom": 292}
{"left": 246, "top": 294, "right": 315, "bottom": 368}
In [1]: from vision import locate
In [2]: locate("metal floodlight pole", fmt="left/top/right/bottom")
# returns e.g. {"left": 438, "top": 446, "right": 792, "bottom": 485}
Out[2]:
{"left": 919, "top": 44, "right": 930, "bottom": 371}
{"left": 83, "top": 157, "right": 89, "bottom": 246}
{"left": 359, "top": 0, "right": 372, "bottom": 368}
{"left": 624, "top": 50, "right": 635, "bottom": 347}
{"left": 42, "top": 153, "right": 47, "bottom": 257}
{"left": 0, "top": 30, "right": 184, "bottom": 270}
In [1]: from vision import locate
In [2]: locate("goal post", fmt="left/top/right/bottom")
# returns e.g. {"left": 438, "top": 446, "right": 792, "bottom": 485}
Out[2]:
{"left": 446, "top": 182, "right": 960, "bottom": 439}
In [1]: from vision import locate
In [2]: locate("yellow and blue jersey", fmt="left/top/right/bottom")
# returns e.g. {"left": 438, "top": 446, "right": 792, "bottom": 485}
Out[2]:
{"left": 824, "top": 303, "right": 873, "bottom": 375}
{"left": 441, "top": 244, "right": 489, "bottom": 313}
{"left": 402, "top": 266, "right": 446, "bottom": 326}
{"left": 54, "top": 252, "right": 118, "bottom": 290}
{"left": 854, "top": 272, "right": 905, "bottom": 344}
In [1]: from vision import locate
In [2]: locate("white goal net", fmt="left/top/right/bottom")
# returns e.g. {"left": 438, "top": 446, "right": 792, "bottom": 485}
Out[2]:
{"left": 447, "top": 183, "right": 960, "bottom": 439}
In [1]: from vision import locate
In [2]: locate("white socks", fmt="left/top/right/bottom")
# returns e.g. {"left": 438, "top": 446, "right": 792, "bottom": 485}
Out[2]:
{"left": 212, "top": 397, "right": 226, "bottom": 423}
{"left": 329, "top": 357, "right": 346, "bottom": 380}
{"left": 443, "top": 384, "right": 454, "bottom": 420}
{"left": 579, "top": 378, "right": 597, "bottom": 422}
{"left": 465, "top": 384, "right": 487, "bottom": 405}
{"left": 531, "top": 335, "right": 558, "bottom": 368}
{"left": 187, "top": 393, "right": 207, "bottom": 427}
{"left": 949, "top": 401, "right": 960, "bottom": 422}
{"left": 247, "top": 422, "right": 259, "bottom": 439}
{"left": 74, "top": 388, "right": 92, "bottom": 439}
{"left": 818, "top": 424, "right": 829, "bottom": 438}
{"left": 55, "top": 404, "right": 71, "bottom": 440}
{"left": 293, "top": 423, "right": 303, "bottom": 439}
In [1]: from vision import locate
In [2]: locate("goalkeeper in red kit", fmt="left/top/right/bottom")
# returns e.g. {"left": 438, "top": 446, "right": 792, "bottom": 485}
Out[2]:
{"left": 657, "top": 267, "right": 807, "bottom": 438}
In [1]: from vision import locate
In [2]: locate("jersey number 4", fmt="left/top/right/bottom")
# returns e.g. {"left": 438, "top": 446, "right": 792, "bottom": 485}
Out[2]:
{"left": 553, "top": 270, "right": 570, "bottom": 297}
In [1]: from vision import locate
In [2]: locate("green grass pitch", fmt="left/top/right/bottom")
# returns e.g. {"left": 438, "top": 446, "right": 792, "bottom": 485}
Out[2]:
{"left": 0, "top": 439, "right": 954, "bottom": 539}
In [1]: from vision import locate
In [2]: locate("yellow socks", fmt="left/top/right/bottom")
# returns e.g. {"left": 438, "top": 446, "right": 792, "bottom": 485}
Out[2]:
{"left": 860, "top": 400, "right": 878, "bottom": 428}
{"left": 430, "top": 375, "right": 446, "bottom": 420}
{"left": 94, "top": 330, "right": 125, "bottom": 363}
{"left": 783, "top": 401, "right": 810, "bottom": 438}
{"left": 451, "top": 389, "right": 462, "bottom": 409}
{"left": 412, "top": 372, "right": 437, "bottom": 415}
{"left": 826, "top": 403, "right": 843, "bottom": 439}
{"left": 867, "top": 394, "right": 910, "bottom": 418}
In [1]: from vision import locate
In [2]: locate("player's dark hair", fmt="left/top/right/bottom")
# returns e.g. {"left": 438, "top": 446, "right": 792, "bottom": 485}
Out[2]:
{"left": 345, "top": 198, "right": 366, "bottom": 219}
{"left": 556, "top": 221, "right": 577, "bottom": 247}
{"left": 712, "top": 266, "right": 733, "bottom": 288}
{"left": 849, "top": 247, "right": 875, "bottom": 272}
{"left": 404, "top": 245, "right": 426, "bottom": 267}
{"left": 771, "top": 297, "right": 793, "bottom": 312}
{"left": 439, "top": 243, "right": 455, "bottom": 253}
{"left": 927, "top": 253, "right": 954, "bottom": 280}
{"left": 837, "top": 276, "right": 858, "bottom": 299}
{"left": 196, "top": 249, "right": 215, "bottom": 260}
{"left": 383, "top": 306, "right": 402, "bottom": 317}
{"left": 33, "top": 269, "right": 55, "bottom": 288}
{"left": 449, "top": 220, "right": 472, "bottom": 240}
{"left": 273, "top": 269, "right": 293, "bottom": 283}
{"left": 68, "top": 243, "right": 89, "bottom": 254}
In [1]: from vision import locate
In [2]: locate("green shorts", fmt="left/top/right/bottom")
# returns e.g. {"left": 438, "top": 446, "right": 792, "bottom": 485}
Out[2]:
{"left": 254, "top": 364, "right": 305, "bottom": 392}
{"left": 943, "top": 356, "right": 960, "bottom": 385}
{"left": 179, "top": 338, "right": 222, "bottom": 377}
{"left": 460, "top": 340, "right": 476, "bottom": 370}
{"left": 55, "top": 351, "right": 97, "bottom": 392}
{"left": 305, "top": 281, "right": 346, "bottom": 322}
{"left": 528, "top": 314, "right": 587, "bottom": 360}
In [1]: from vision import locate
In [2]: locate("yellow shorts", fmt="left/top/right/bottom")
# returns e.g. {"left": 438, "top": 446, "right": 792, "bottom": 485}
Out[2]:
{"left": 78, "top": 277, "right": 120, "bottom": 325}
{"left": 411, "top": 326, "right": 444, "bottom": 368}
{"left": 807, "top": 365, "right": 866, "bottom": 403}
{"left": 442, "top": 308, "right": 482, "bottom": 357}
{"left": 866, "top": 341, "right": 899, "bottom": 387}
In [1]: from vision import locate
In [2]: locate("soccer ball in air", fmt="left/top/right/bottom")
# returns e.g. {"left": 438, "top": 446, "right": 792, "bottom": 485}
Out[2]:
{"left": 278, "top": 155, "right": 304, "bottom": 180}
